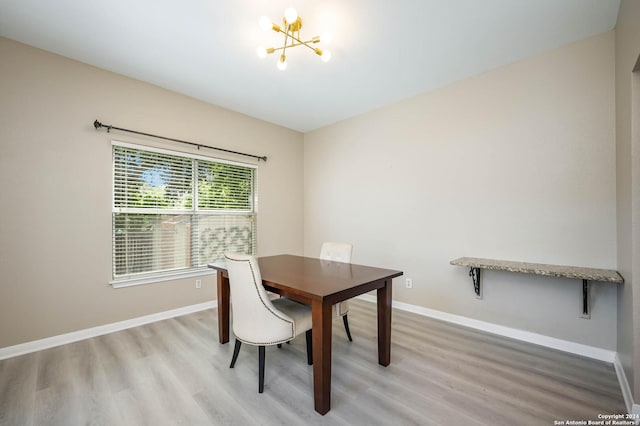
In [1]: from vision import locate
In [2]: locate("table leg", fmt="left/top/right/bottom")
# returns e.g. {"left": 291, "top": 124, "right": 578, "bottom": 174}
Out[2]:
{"left": 217, "top": 272, "right": 230, "bottom": 344}
{"left": 312, "top": 299, "right": 333, "bottom": 415}
{"left": 377, "top": 278, "right": 392, "bottom": 366}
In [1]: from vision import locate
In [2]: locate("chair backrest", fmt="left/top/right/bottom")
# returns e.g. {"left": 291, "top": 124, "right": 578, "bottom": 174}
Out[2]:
{"left": 224, "top": 253, "right": 295, "bottom": 344}
{"left": 320, "top": 242, "right": 353, "bottom": 263}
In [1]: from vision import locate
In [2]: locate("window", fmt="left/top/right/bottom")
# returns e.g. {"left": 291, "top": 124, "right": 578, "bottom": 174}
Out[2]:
{"left": 112, "top": 141, "right": 256, "bottom": 284}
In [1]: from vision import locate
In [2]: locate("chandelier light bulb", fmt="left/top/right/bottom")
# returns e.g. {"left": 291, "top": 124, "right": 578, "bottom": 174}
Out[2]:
{"left": 277, "top": 55, "right": 287, "bottom": 70}
{"left": 259, "top": 16, "right": 272, "bottom": 31}
{"left": 284, "top": 7, "right": 298, "bottom": 24}
{"left": 320, "top": 32, "right": 333, "bottom": 45}
{"left": 256, "top": 46, "right": 267, "bottom": 59}
{"left": 321, "top": 50, "right": 332, "bottom": 62}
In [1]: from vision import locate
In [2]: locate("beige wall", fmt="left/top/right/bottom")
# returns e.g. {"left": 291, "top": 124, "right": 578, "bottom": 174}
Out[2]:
{"left": 0, "top": 23, "right": 628, "bottom": 367}
{"left": 0, "top": 37, "right": 304, "bottom": 348}
{"left": 305, "top": 32, "right": 617, "bottom": 349}
{"left": 615, "top": 0, "right": 640, "bottom": 402}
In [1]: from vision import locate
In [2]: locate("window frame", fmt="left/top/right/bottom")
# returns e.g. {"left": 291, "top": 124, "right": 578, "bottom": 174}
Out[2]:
{"left": 110, "top": 140, "right": 258, "bottom": 288}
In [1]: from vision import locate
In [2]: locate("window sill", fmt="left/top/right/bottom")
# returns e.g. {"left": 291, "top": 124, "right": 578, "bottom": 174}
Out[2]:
{"left": 110, "top": 268, "right": 216, "bottom": 289}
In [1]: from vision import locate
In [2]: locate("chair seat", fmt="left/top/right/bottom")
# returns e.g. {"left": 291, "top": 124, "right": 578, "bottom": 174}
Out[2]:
{"left": 335, "top": 300, "right": 349, "bottom": 317}
{"left": 273, "top": 298, "right": 312, "bottom": 335}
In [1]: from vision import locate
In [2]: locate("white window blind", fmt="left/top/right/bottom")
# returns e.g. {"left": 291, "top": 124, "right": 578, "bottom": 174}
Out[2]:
{"left": 112, "top": 142, "right": 256, "bottom": 282}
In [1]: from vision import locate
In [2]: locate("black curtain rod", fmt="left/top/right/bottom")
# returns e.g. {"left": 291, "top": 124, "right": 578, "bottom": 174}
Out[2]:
{"left": 93, "top": 120, "right": 267, "bottom": 162}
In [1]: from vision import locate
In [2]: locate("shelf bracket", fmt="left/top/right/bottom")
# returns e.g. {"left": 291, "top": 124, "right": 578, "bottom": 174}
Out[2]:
{"left": 469, "top": 267, "right": 481, "bottom": 298}
{"left": 580, "top": 279, "right": 590, "bottom": 319}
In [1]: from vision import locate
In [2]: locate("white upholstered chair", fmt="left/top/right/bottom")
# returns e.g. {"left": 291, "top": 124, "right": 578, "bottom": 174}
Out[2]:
{"left": 319, "top": 242, "right": 354, "bottom": 341}
{"left": 225, "top": 253, "right": 313, "bottom": 393}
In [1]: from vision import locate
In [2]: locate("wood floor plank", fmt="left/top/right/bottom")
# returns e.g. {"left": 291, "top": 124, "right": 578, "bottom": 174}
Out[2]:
{"left": 0, "top": 299, "right": 627, "bottom": 425}
{"left": 35, "top": 345, "right": 70, "bottom": 391}
{"left": 67, "top": 339, "right": 123, "bottom": 425}
{"left": 396, "top": 332, "right": 620, "bottom": 417}
{"left": 111, "top": 389, "right": 146, "bottom": 426}
{"left": 0, "top": 352, "right": 38, "bottom": 426}
{"left": 33, "top": 381, "right": 87, "bottom": 426}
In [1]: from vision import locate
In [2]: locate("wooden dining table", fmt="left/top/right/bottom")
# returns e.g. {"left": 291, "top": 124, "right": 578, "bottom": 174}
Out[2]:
{"left": 208, "top": 254, "right": 403, "bottom": 415}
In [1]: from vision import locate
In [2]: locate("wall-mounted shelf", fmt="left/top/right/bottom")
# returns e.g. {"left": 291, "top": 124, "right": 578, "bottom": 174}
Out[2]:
{"left": 450, "top": 257, "right": 624, "bottom": 319}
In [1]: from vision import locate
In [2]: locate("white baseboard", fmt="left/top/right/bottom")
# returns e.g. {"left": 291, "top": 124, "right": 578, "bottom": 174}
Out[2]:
{"left": 0, "top": 301, "right": 216, "bottom": 361}
{"left": 614, "top": 353, "right": 636, "bottom": 414}
{"left": 356, "top": 294, "right": 616, "bottom": 363}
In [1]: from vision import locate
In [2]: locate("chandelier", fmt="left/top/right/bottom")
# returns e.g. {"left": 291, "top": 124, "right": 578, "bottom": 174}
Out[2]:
{"left": 256, "top": 7, "right": 332, "bottom": 71}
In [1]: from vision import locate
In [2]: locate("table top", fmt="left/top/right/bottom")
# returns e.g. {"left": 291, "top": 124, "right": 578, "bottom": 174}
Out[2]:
{"left": 209, "top": 254, "right": 403, "bottom": 303}
{"left": 450, "top": 256, "right": 624, "bottom": 283}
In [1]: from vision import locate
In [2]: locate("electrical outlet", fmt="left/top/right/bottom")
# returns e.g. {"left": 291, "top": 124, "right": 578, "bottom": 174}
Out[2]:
{"left": 405, "top": 278, "right": 413, "bottom": 289}
{"left": 195, "top": 279, "right": 202, "bottom": 289}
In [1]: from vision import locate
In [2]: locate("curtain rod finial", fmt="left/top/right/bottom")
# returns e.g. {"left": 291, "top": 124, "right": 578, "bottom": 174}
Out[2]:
{"left": 93, "top": 120, "right": 102, "bottom": 129}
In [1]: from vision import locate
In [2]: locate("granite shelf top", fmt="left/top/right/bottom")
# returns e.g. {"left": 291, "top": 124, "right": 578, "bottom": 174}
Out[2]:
{"left": 450, "top": 257, "right": 624, "bottom": 284}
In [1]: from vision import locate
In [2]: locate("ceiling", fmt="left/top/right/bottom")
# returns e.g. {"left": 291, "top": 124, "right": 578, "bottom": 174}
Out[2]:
{"left": 0, "top": 0, "right": 621, "bottom": 132}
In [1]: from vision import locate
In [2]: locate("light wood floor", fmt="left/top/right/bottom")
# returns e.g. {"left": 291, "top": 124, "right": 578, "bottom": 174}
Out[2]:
{"left": 0, "top": 299, "right": 625, "bottom": 425}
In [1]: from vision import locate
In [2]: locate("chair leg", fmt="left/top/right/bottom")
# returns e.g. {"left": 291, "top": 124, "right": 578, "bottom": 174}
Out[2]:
{"left": 305, "top": 329, "right": 313, "bottom": 365}
{"left": 258, "top": 346, "right": 265, "bottom": 393}
{"left": 343, "top": 314, "right": 353, "bottom": 342}
{"left": 277, "top": 344, "right": 282, "bottom": 349}
{"left": 230, "top": 339, "right": 242, "bottom": 368}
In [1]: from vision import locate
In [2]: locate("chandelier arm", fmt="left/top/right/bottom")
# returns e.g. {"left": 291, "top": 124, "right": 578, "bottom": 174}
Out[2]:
{"left": 281, "top": 24, "right": 291, "bottom": 57}
{"left": 270, "top": 39, "right": 318, "bottom": 52}
{"left": 299, "top": 41, "right": 318, "bottom": 52}
{"left": 286, "top": 34, "right": 320, "bottom": 52}
{"left": 272, "top": 27, "right": 317, "bottom": 45}
{"left": 272, "top": 27, "right": 288, "bottom": 37}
